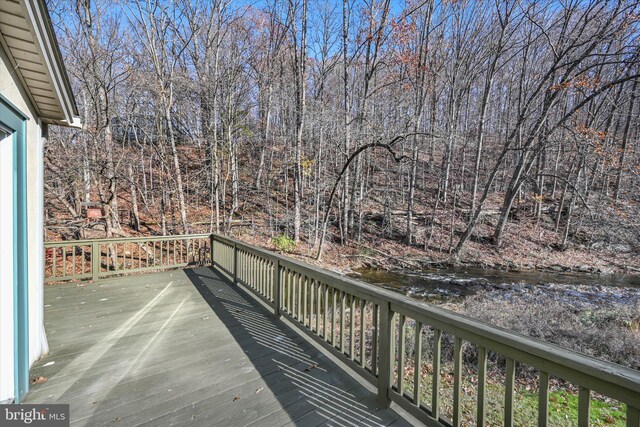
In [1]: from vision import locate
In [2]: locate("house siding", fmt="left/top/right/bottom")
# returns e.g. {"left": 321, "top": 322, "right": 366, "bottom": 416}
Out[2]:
{"left": 0, "top": 42, "right": 48, "bottom": 402}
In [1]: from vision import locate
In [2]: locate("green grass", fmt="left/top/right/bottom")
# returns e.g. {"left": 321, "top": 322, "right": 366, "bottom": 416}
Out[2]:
{"left": 399, "top": 365, "right": 627, "bottom": 426}
{"left": 518, "top": 390, "right": 626, "bottom": 427}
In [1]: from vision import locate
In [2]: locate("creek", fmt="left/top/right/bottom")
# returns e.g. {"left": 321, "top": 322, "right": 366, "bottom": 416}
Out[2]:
{"left": 354, "top": 266, "right": 640, "bottom": 306}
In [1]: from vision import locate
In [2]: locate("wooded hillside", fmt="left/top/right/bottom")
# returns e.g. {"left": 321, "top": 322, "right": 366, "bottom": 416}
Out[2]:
{"left": 44, "top": 0, "right": 640, "bottom": 270}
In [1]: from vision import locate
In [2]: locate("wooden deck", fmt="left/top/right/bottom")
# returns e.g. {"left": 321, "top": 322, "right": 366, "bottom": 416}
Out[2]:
{"left": 25, "top": 267, "right": 411, "bottom": 426}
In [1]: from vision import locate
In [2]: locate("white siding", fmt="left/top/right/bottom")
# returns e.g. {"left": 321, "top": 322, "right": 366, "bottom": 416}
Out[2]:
{"left": 0, "top": 42, "right": 49, "bottom": 402}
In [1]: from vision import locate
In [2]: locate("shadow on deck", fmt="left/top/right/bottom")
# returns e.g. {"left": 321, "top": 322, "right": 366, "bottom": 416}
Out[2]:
{"left": 25, "top": 267, "right": 411, "bottom": 426}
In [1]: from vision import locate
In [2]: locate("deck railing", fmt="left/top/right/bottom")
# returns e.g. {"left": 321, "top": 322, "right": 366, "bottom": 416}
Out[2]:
{"left": 44, "top": 234, "right": 211, "bottom": 282}
{"left": 45, "top": 233, "right": 640, "bottom": 426}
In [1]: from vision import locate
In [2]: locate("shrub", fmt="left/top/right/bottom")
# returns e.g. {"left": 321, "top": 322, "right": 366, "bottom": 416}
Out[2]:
{"left": 272, "top": 234, "right": 296, "bottom": 253}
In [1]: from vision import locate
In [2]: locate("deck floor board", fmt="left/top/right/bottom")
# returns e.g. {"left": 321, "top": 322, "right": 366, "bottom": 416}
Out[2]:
{"left": 25, "top": 267, "right": 409, "bottom": 426}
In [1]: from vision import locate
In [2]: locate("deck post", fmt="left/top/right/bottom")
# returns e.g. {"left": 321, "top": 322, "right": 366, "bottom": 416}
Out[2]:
{"left": 273, "top": 259, "right": 281, "bottom": 317}
{"left": 91, "top": 240, "right": 100, "bottom": 282}
{"left": 377, "top": 301, "right": 394, "bottom": 408}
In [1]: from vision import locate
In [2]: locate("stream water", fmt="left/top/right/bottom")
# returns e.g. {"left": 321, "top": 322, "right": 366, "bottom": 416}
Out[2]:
{"left": 354, "top": 266, "right": 640, "bottom": 305}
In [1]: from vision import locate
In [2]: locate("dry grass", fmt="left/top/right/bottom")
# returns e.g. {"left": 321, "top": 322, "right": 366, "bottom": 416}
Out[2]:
{"left": 447, "top": 294, "right": 640, "bottom": 370}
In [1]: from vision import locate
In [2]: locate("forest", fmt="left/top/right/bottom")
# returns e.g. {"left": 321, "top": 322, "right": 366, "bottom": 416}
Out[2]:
{"left": 44, "top": 0, "right": 640, "bottom": 272}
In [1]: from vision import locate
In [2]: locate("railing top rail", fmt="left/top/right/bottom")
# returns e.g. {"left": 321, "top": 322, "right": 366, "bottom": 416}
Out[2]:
{"left": 211, "top": 232, "right": 640, "bottom": 404}
{"left": 44, "top": 234, "right": 211, "bottom": 247}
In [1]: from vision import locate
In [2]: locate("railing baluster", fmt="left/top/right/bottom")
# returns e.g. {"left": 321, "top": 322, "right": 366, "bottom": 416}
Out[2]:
{"left": 71, "top": 246, "right": 76, "bottom": 276}
{"left": 578, "top": 387, "right": 590, "bottom": 427}
{"left": 323, "top": 283, "right": 329, "bottom": 341}
{"left": 340, "top": 291, "right": 346, "bottom": 353}
{"left": 505, "top": 357, "right": 515, "bottom": 427}
{"left": 478, "top": 346, "right": 487, "bottom": 427}
{"left": 330, "top": 287, "right": 336, "bottom": 345}
{"left": 257, "top": 257, "right": 261, "bottom": 294}
{"left": 349, "top": 296, "right": 355, "bottom": 360}
{"left": 241, "top": 251, "right": 245, "bottom": 281}
{"left": 62, "top": 247, "right": 66, "bottom": 278}
{"left": 398, "top": 314, "right": 406, "bottom": 394}
{"left": 372, "top": 304, "right": 379, "bottom": 376}
{"left": 314, "top": 280, "right": 320, "bottom": 333}
{"left": 267, "top": 260, "right": 272, "bottom": 300}
{"left": 91, "top": 241, "right": 99, "bottom": 281}
{"left": 292, "top": 271, "right": 298, "bottom": 317}
{"left": 273, "top": 260, "right": 280, "bottom": 315}
{"left": 303, "top": 276, "right": 308, "bottom": 327}
{"left": 233, "top": 243, "right": 238, "bottom": 284}
{"left": 360, "top": 299, "right": 366, "bottom": 368}
{"left": 243, "top": 252, "right": 247, "bottom": 283}
{"left": 309, "top": 277, "right": 318, "bottom": 332}
{"left": 538, "top": 371, "right": 549, "bottom": 427}
{"left": 287, "top": 270, "right": 292, "bottom": 315}
{"left": 300, "top": 275, "right": 309, "bottom": 326}
{"left": 282, "top": 268, "right": 288, "bottom": 311}
{"left": 249, "top": 253, "right": 253, "bottom": 287}
{"left": 267, "top": 259, "right": 270, "bottom": 297}
{"left": 284, "top": 269, "right": 289, "bottom": 313}
{"left": 273, "top": 260, "right": 276, "bottom": 301}
{"left": 453, "top": 336, "right": 462, "bottom": 427}
{"left": 81, "top": 246, "right": 86, "bottom": 275}
{"left": 377, "top": 301, "right": 394, "bottom": 408}
{"left": 258, "top": 257, "right": 263, "bottom": 294}
{"left": 413, "top": 321, "right": 422, "bottom": 406}
{"left": 256, "top": 256, "right": 260, "bottom": 293}
{"left": 297, "top": 273, "right": 302, "bottom": 321}
{"left": 290, "top": 271, "right": 296, "bottom": 315}
{"left": 628, "top": 406, "right": 640, "bottom": 427}
{"left": 52, "top": 247, "right": 57, "bottom": 278}
{"left": 432, "top": 328, "right": 442, "bottom": 421}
